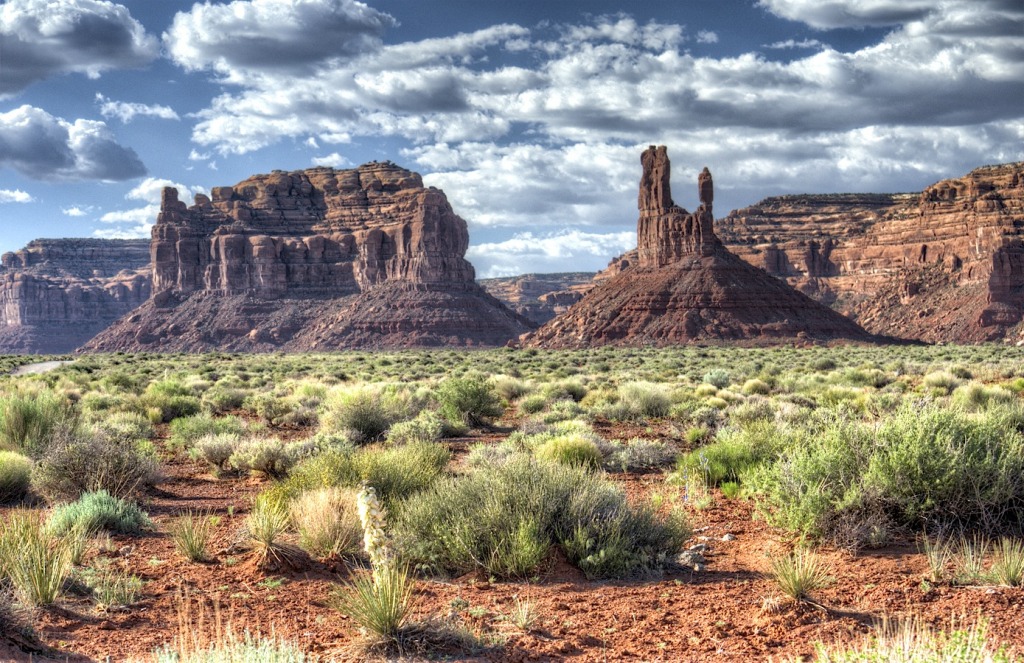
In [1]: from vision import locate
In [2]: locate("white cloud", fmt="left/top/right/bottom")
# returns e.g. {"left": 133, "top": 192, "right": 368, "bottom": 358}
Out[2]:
{"left": 96, "top": 94, "right": 179, "bottom": 123}
{"left": 468, "top": 230, "right": 636, "bottom": 278}
{"left": 164, "top": 0, "right": 396, "bottom": 83}
{"left": 766, "top": 38, "right": 825, "bottom": 49}
{"left": 757, "top": 0, "right": 937, "bottom": 29}
{"left": 62, "top": 205, "right": 93, "bottom": 216}
{"left": 0, "top": 0, "right": 158, "bottom": 97}
{"left": 92, "top": 224, "right": 151, "bottom": 240}
{"left": 696, "top": 30, "right": 718, "bottom": 44}
{"left": 311, "top": 152, "right": 350, "bottom": 168}
{"left": 0, "top": 105, "right": 146, "bottom": 181}
{"left": 0, "top": 189, "right": 34, "bottom": 203}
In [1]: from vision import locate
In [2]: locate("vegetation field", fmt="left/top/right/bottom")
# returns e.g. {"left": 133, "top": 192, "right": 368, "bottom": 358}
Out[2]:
{"left": 2, "top": 345, "right": 1024, "bottom": 661}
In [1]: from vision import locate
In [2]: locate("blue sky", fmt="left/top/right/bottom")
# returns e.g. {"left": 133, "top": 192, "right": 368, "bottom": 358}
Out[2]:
{"left": 1, "top": 0, "right": 1022, "bottom": 277}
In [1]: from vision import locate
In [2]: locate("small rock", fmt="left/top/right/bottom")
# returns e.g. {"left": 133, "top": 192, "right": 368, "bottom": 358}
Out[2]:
{"left": 677, "top": 550, "right": 707, "bottom": 569}
{"left": 721, "top": 533, "right": 736, "bottom": 541}
{"left": 688, "top": 543, "right": 708, "bottom": 553}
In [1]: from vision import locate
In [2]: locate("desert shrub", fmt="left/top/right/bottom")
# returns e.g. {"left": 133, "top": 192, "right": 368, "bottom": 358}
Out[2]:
{"left": 702, "top": 369, "right": 731, "bottom": 389}
{"left": 80, "top": 566, "right": 144, "bottom": 611}
{"left": 922, "top": 370, "right": 961, "bottom": 394}
{"left": 0, "top": 450, "right": 33, "bottom": 503}
{"left": 535, "top": 433, "right": 603, "bottom": 468}
{"left": 32, "top": 429, "right": 160, "bottom": 502}
{"left": 0, "top": 391, "right": 76, "bottom": 456}
{"left": 0, "top": 511, "right": 73, "bottom": 606}
{"left": 386, "top": 410, "right": 443, "bottom": 445}
{"left": 741, "top": 379, "right": 771, "bottom": 396}
{"left": 48, "top": 490, "right": 152, "bottom": 536}
{"left": 189, "top": 433, "right": 241, "bottom": 476}
{"left": 89, "top": 411, "right": 154, "bottom": 444}
{"left": 606, "top": 382, "right": 671, "bottom": 421}
{"left": 603, "top": 438, "right": 677, "bottom": 472}
{"left": 243, "top": 393, "right": 291, "bottom": 425}
{"left": 678, "top": 420, "right": 792, "bottom": 487}
{"left": 490, "top": 375, "right": 533, "bottom": 402}
{"left": 437, "top": 377, "right": 503, "bottom": 427}
{"left": 808, "top": 617, "right": 1015, "bottom": 663}
{"left": 170, "top": 511, "right": 217, "bottom": 562}
{"left": 154, "top": 630, "right": 313, "bottom": 663}
{"left": 396, "top": 455, "right": 688, "bottom": 579}
{"left": 228, "top": 438, "right": 301, "bottom": 479}
{"left": 244, "top": 499, "right": 302, "bottom": 570}
{"left": 952, "top": 382, "right": 1016, "bottom": 411}
{"left": 540, "top": 399, "right": 588, "bottom": 423}
{"left": 263, "top": 442, "right": 449, "bottom": 510}
{"left": 142, "top": 385, "right": 202, "bottom": 423}
{"left": 320, "top": 386, "right": 407, "bottom": 443}
{"left": 728, "top": 397, "right": 776, "bottom": 426}
{"left": 518, "top": 394, "right": 548, "bottom": 415}
{"left": 771, "top": 549, "right": 829, "bottom": 602}
{"left": 169, "top": 414, "right": 245, "bottom": 451}
{"left": 693, "top": 383, "right": 719, "bottom": 398}
{"left": 289, "top": 487, "right": 361, "bottom": 558}
{"left": 202, "top": 386, "right": 249, "bottom": 413}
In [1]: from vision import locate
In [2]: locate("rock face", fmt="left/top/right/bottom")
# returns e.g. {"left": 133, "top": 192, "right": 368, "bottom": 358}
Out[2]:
{"left": 0, "top": 239, "right": 151, "bottom": 353}
{"left": 523, "top": 146, "right": 874, "bottom": 348}
{"left": 84, "top": 162, "right": 532, "bottom": 352}
{"left": 479, "top": 273, "right": 595, "bottom": 325}
{"left": 716, "top": 162, "right": 1024, "bottom": 342}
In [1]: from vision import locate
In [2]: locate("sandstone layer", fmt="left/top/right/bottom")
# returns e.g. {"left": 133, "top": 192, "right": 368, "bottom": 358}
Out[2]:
{"left": 0, "top": 239, "right": 151, "bottom": 353}
{"left": 523, "top": 146, "right": 874, "bottom": 348}
{"left": 479, "top": 273, "right": 594, "bottom": 325}
{"left": 716, "top": 162, "right": 1024, "bottom": 342}
{"left": 84, "top": 162, "right": 532, "bottom": 352}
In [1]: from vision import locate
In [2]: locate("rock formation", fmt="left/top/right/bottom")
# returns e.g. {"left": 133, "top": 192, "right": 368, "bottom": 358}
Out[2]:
{"left": 0, "top": 239, "right": 151, "bottom": 353}
{"left": 84, "top": 162, "right": 532, "bottom": 352}
{"left": 479, "top": 273, "right": 594, "bottom": 325}
{"left": 523, "top": 146, "right": 874, "bottom": 348}
{"left": 716, "top": 162, "right": 1024, "bottom": 342}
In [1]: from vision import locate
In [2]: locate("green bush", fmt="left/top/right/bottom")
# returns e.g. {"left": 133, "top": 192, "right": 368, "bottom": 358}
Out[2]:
{"left": 229, "top": 438, "right": 301, "bottom": 479}
{"left": 603, "top": 438, "right": 677, "bottom": 472}
{"left": 169, "top": 413, "right": 245, "bottom": 451}
{"left": 243, "top": 392, "right": 291, "bottom": 425}
{"left": 437, "top": 377, "right": 503, "bottom": 427}
{"left": 741, "top": 379, "right": 771, "bottom": 396}
{"left": 190, "top": 433, "right": 241, "bottom": 476}
{"left": 518, "top": 394, "right": 548, "bottom": 415}
{"left": 0, "top": 450, "right": 32, "bottom": 503}
{"left": 0, "top": 512, "right": 73, "bottom": 606}
{"left": 202, "top": 386, "right": 249, "bottom": 413}
{"left": 142, "top": 382, "right": 202, "bottom": 423}
{"left": 396, "top": 455, "right": 688, "bottom": 579}
{"left": 319, "top": 386, "right": 408, "bottom": 443}
{"left": 535, "top": 433, "right": 603, "bottom": 468}
{"left": 89, "top": 411, "right": 154, "bottom": 444}
{"left": 702, "top": 369, "right": 731, "bottom": 389}
{"left": 0, "top": 391, "right": 76, "bottom": 457}
{"left": 386, "top": 410, "right": 443, "bottom": 445}
{"left": 678, "top": 420, "right": 792, "bottom": 487}
{"left": 48, "top": 490, "right": 152, "bottom": 536}
{"left": 608, "top": 382, "right": 671, "bottom": 421}
{"left": 32, "top": 429, "right": 160, "bottom": 503}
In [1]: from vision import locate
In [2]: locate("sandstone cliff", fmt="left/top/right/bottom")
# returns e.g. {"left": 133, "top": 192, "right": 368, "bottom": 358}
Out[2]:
{"left": 523, "top": 146, "right": 874, "bottom": 348}
{"left": 0, "top": 239, "right": 151, "bottom": 353}
{"left": 479, "top": 273, "right": 594, "bottom": 325}
{"left": 716, "top": 162, "right": 1024, "bottom": 342}
{"left": 84, "top": 162, "right": 532, "bottom": 351}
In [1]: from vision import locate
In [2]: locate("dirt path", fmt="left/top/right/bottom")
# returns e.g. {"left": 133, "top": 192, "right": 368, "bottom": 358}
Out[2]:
{"left": 10, "top": 360, "right": 73, "bottom": 375}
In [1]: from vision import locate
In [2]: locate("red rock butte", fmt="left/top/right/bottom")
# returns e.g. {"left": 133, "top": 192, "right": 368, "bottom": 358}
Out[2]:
{"left": 522, "top": 146, "right": 875, "bottom": 348}
{"left": 83, "top": 162, "right": 532, "bottom": 352}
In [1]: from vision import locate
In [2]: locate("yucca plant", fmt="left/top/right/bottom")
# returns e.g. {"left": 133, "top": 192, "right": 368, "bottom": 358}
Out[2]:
{"left": 334, "top": 561, "right": 415, "bottom": 640}
{"left": 171, "top": 511, "right": 218, "bottom": 563}
{"left": 770, "top": 549, "right": 829, "bottom": 604}
{"left": 289, "top": 487, "right": 361, "bottom": 559}
{"left": 990, "top": 537, "right": 1024, "bottom": 587}
{"left": 246, "top": 500, "right": 302, "bottom": 570}
{"left": 0, "top": 511, "right": 73, "bottom": 606}
{"left": 920, "top": 534, "right": 953, "bottom": 583}
{"left": 953, "top": 534, "right": 989, "bottom": 585}
{"left": 82, "top": 566, "right": 144, "bottom": 612}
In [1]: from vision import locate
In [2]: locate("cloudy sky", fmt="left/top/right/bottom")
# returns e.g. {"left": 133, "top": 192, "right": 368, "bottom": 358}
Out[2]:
{"left": 1, "top": 0, "right": 1022, "bottom": 277}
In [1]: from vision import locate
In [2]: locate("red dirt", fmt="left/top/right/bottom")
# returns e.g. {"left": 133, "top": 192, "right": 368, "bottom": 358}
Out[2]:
{"left": 4, "top": 425, "right": 1024, "bottom": 662}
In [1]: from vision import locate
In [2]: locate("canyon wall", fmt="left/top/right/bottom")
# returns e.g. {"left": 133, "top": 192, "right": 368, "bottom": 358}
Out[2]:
{"left": 0, "top": 239, "right": 151, "bottom": 353}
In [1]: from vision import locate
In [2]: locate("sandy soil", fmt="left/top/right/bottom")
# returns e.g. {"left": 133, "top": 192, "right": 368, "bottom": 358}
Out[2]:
{"left": 3, "top": 422, "right": 1023, "bottom": 662}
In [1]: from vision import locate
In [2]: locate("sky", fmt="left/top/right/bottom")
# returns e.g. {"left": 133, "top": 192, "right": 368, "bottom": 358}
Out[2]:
{"left": 1, "top": 0, "right": 1022, "bottom": 278}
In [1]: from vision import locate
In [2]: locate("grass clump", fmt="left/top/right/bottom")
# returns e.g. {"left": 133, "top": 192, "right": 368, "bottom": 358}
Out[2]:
{"left": 0, "top": 511, "right": 73, "bottom": 606}
{"left": 80, "top": 565, "right": 144, "bottom": 611}
{"left": 169, "top": 414, "right": 245, "bottom": 451}
{"left": 808, "top": 617, "right": 1016, "bottom": 663}
{"left": 0, "top": 390, "right": 76, "bottom": 456}
{"left": 534, "top": 433, "right": 603, "bottom": 469}
{"left": 770, "top": 549, "right": 829, "bottom": 603}
{"left": 190, "top": 433, "right": 241, "bottom": 477}
{"left": 0, "top": 450, "right": 33, "bottom": 503}
{"left": 990, "top": 537, "right": 1024, "bottom": 587}
{"left": 605, "top": 382, "right": 671, "bottom": 421}
{"left": 245, "top": 500, "right": 302, "bottom": 570}
{"left": 48, "top": 490, "right": 152, "bottom": 536}
{"left": 170, "top": 511, "right": 218, "bottom": 563}
{"left": 289, "top": 487, "right": 362, "bottom": 558}
{"left": 396, "top": 455, "right": 688, "bottom": 579}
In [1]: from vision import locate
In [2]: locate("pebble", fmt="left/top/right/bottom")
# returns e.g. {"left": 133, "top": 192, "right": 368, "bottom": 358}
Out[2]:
{"left": 721, "top": 533, "right": 736, "bottom": 541}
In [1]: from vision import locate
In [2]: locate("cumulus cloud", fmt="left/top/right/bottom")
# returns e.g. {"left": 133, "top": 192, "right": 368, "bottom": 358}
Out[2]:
{"left": 0, "top": 189, "right": 34, "bottom": 203}
{"left": 757, "top": 0, "right": 937, "bottom": 29}
{"left": 164, "top": 0, "right": 396, "bottom": 83}
{"left": 0, "top": 0, "right": 158, "bottom": 97}
{"left": 311, "top": 152, "right": 351, "bottom": 168}
{"left": 468, "top": 230, "right": 636, "bottom": 278}
{"left": 766, "top": 38, "right": 825, "bottom": 49}
{"left": 96, "top": 93, "right": 179, "bottom": 123}
{"left": 696, "top": 30, "right": 718, "bottom": 44}
{"left": 62, "top": 205, "right": 93, "bottom": 216}
{"left": 98, "top": 177, "right": 205, "bottom": 237}
{"left": 0, "top": 105, "right": 147, "bottom": 180}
